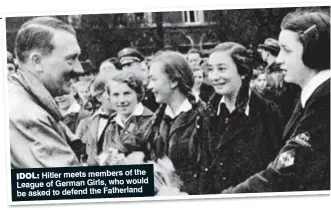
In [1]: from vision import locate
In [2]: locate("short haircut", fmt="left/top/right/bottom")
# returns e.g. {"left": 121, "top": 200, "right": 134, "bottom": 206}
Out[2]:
{"left": 210, "top": 42, "right": 253, "bottom": 112}
{"left": 211, "top": 42, "right": 253, "bottom": 79}
{"left": 107, "top": 70, "right": 145, "bottom": 102}
{"left": 15, "top": 16, "right": 76, "bottom": 63}
{"left": 281, "top": 9, "right": 330, "bottom": 70}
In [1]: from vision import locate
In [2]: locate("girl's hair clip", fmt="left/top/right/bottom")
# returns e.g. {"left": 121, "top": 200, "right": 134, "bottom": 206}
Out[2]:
{"left": 303, "top": 25, "right": 317, "bottom": 35}
{"left": 300, "top": 25, "right": 319, "bottom": 46}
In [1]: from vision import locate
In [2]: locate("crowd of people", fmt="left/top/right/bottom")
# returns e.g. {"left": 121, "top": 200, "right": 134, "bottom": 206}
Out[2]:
{"left": 8, "top": 8, "right": 330, "bottom": 195}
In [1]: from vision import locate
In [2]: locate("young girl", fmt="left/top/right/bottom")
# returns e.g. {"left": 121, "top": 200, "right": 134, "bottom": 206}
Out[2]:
{"left": 192, "top": 66, "right": 214, "bottom": 103}
{"left": 139, "top": 51, "right": 206, "bottom": 195}
{"left": 251, "top": 70, "right": 267, "bottom": 95}
{"left": 223, "top": 9, "right": 330, "bottom": 193}
{"left": 199, "top": 42, "right": 284, "bottom": 194}
{"left": 101, "top": 70, "right": 153, "bottom": 157}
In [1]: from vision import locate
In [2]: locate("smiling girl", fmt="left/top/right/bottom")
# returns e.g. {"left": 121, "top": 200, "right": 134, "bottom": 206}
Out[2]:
{"left": 139, "top": 51, "right": 206, "bottom": 195}
{"left": 101, "top": 70, "right": 153, "bottom": 157}
{"left": 199, "top": 42, "right": 284, "bottom": 194}
{"left": 222, "top": 9, "right": 330, "bottom": 193}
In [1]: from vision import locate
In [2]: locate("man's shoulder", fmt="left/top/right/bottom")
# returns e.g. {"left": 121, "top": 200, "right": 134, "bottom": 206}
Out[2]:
{"left": 8, "top": 81, "right": 53, "bottom": 124}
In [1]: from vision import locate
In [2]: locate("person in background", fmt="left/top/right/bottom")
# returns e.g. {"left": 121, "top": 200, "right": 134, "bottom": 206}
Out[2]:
{"left": 117, "top": 47, "right": 145, "bottom": 71}
{"left": 102, "top": 70, "right": 153, "bottom": 159}
{"left": 187, "top": 48, "right": 202, "bottom": 68}
{"left": 78, "top": 59, "right": 98, "bottom": 82}
{"left": 251, "top": 70, "right": 268, "bottom": 96}
{"left": 264, "top": 63, "right": 301, "bottom": 123}
{"left": 192, "top": 66, "right": 214, "bottom": 103}
{"left": 199, "top": 42, "right": 284, "bottom": 194}
{"left": 139, "top": 51, "right": 206, "bottom": 195}
{"left": 222, "top": 9, "right": 330, "bottom": 193}
{"left": 76, "top": 71, "right": 115, "bottom": 164}
{"left": 118, "top": 47, "right": 159, "bottom": 112}
{"left": 55, "top": 87, "right": 91, "bottom": 133}
{"left": 258, "top": 38, "right": 279, "bottom": 74}
{"left": 71, "top": 80, "right": 94, "bottom": 111}
{"left": 259, "top": 38, "right": 301, "bottom": 123}
{"left": 9, "top": 16, "right": 84, "bottom": 168}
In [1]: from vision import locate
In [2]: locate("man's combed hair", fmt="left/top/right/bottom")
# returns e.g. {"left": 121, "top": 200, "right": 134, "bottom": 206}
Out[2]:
{"left": 15, "top": 16, "right": 76, "bottom": 63}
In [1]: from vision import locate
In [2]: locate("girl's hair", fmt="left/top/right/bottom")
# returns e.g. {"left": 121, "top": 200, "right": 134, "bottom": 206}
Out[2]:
{"left": 146, "top": 51, "right": 203, "bottom": 161}
{"left": 281, "top": 9, "right": 330, "bottom": 70}
{"left": 151, "top": 50, "right": 196, "bottom": 107}
{"left": 209, "top": 42, "right": 253, "bottom": 113}
{"left": 107, "top": 69, "right": 145, "bottom": 102}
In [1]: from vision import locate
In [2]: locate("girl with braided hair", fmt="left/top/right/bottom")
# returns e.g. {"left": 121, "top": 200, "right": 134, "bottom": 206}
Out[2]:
{"left": 199, "top": 42, "right": 285, "bottom": 194}
{"left": 139, "top": 50, "right": 206, "bottom": 195}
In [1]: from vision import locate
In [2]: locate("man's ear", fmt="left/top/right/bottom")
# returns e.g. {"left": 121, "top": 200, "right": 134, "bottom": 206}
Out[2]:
{"left": 29, "top": 52, "right": 43, "bottom": 72}
{"left": 170, "top": 80, "right": 178, "bottom": 89}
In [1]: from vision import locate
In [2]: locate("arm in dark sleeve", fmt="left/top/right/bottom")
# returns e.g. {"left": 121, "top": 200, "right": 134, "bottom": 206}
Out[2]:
{"left": 222, "top": 103, "right": 329, "bottom": 193}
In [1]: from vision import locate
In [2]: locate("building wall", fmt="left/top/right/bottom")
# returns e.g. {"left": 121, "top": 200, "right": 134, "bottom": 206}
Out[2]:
{"left": 6, "top": 7, "right": 327, "bottom": 67}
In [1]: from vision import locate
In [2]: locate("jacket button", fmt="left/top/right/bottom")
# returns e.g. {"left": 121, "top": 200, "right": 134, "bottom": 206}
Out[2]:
{"left": 225, "top": 118, "right": 229, "bottom": 124}
{"left": 204, "top": 168, "right": 208, "bottom": 172}
{"left": 219, "top": 162, "right": 223, "bottom": 166}
{"left": 193, "top": 174, "right": 197, "bottom": 178}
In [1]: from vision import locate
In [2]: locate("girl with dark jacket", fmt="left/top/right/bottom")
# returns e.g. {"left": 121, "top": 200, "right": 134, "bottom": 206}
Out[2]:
{"left": 138, "top": 51, "right": 206, "bottom": 195}
{"left": 222, "top": 9, "right": 330, "bottom": 193}
{"left": 199, "top": 42, "right": 285, "bottom": 194}
{"left": 102, "top": 70, "right": 153, "bottom": 157}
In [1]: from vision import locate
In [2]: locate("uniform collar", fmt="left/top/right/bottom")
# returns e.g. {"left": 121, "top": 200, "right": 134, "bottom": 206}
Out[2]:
{"left": 115, "top": 102, "right": 145, "bottom": 128}
{"left": 164, "top": 98, "right": 193, "bottom": 119}
{"left": 92, "top": 107, "right": 110, "bottom": 119}
{"left": 217, "top": 90, "right": 251, "bottom": 116}
{"left": 301, "top": 69, "right": 330, "bottom": 108}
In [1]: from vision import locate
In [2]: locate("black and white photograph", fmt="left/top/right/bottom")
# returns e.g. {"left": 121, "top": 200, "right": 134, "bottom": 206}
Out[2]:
{"left": 2, "top": 1, "right": 330, "bottom": 205}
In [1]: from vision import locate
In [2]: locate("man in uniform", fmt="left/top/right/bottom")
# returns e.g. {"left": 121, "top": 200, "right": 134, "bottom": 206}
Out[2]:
{"left": 117, "top": 47, "right": 159, "bottom": 112}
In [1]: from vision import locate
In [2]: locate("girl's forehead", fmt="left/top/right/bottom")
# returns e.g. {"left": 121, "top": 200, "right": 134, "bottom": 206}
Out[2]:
{"left": 208, "top": 51, "right": 232, "bottom": 65}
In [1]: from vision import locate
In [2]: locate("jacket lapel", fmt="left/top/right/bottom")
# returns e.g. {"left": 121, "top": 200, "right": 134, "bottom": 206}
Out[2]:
{"left": 169, "top": 110, "right": 197, "bottom": 138}
{"left": 217, "top": 92, "right": 262, "bottom": 148}
{"left": 217, "top": 113, "right": 248, "bottom": 148}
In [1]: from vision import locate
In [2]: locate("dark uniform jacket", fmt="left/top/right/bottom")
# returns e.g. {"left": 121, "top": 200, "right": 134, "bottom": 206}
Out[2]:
{"left": 139, "top": 100, "right": 206, "bottom": 195}
{"left": 222, "top": 78, "right": 330, "bottom": 193}
{"left": 199, "top": 91, "right": 285, "bottom": 194}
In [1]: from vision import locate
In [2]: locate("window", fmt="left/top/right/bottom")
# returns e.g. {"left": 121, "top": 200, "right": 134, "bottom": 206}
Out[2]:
{"left": 182, "top": 11, "right": 204, "bottom": 23}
